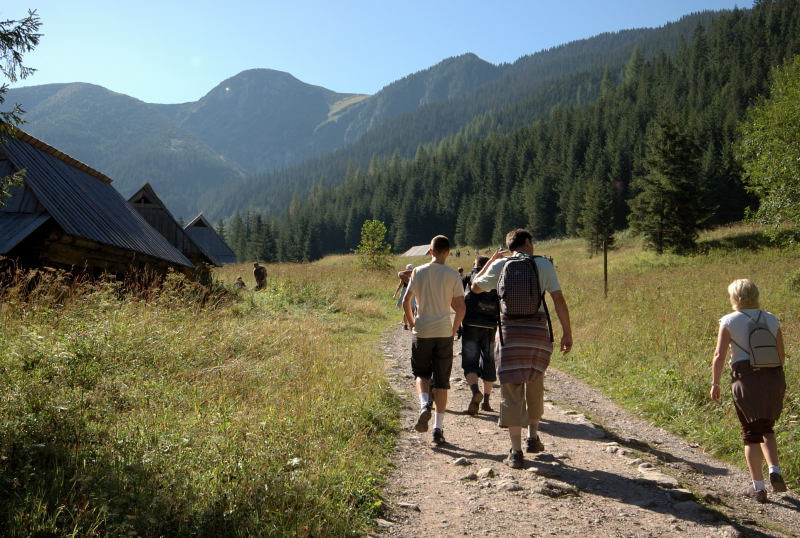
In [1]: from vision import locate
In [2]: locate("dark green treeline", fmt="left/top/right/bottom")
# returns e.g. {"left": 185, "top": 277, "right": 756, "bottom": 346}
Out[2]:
{"left": 226, "top": 1, "right": 800, "bottom": 262}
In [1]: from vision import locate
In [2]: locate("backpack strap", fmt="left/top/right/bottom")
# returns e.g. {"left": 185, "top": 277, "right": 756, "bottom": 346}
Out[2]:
{"left": 532, "top": 256, "right": 554, "bottom": 342}
{"left": 727, "top": 311, "right": 757, "bottom": 356}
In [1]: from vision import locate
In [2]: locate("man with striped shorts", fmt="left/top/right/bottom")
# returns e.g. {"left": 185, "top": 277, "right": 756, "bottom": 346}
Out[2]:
{"left": 471, "top": 228, "right": 573, "bottom": 468}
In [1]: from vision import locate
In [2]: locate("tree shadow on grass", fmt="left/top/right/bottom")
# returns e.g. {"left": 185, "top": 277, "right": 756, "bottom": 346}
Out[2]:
{"left": 0, "top": 436, "right": 275, "bottom": 537}
{"left": 697, "top": 228, "right": 800, "bottom": 253}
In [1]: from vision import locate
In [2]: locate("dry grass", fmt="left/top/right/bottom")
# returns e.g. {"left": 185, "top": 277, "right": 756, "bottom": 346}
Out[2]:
{"left": 0, "top": 261, "right": 399, "bottom": 536}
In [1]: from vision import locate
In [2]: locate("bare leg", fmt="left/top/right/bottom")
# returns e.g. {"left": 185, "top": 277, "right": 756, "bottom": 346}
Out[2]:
{"left": 434, "top": 388, "right": 448, "bottom": 415}
{"left": 483, "top": 379, "right": 493, "bottom": 396}
{"left": 760, "top": 433, "right": 780, "bottom": 468}
{"left": 465, "top": 372, "right": 479, "bottom": 387}
{"left": 745, "top": 443, "right": 765, "bottom": 481}
{"left": 509, "top": 426, "right": 523, "bottom": 451}
{"left": 416, "top": 376, "right": 430, "bottom": 399}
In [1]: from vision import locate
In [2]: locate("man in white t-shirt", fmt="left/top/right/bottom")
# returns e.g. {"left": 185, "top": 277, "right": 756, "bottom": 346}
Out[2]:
{"left": 402, "top": 235, "right": 466, "bottom": 445}
{"left": 471, "top": 228, "right": 572, "bottom": 468}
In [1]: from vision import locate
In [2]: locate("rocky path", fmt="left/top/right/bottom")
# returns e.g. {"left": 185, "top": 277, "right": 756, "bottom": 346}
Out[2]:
{"left": 376, "top": 325, "right": 800, "bottom": 537}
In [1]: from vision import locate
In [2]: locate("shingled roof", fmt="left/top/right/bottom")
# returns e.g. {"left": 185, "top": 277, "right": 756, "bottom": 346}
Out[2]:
{"left": 184, "top": 214, "right": 237, "bottom": 266}
{"left": 0, "top": 127, "right": 193, "bottom": 269}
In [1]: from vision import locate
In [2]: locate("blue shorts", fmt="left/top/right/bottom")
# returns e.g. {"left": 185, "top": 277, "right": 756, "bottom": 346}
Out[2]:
{"left": 461, "top": 325, "right": 497, "bottom": 382}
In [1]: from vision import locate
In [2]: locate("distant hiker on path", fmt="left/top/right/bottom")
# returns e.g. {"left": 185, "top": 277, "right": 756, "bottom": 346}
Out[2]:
{"left": 394, "top": 264, "right": 416, "bottom": 330}
{"left": 460, "top": 255, "right": 498, "bottom": 414}
{"left": 471, "top": 228, "right": 572, "bottom": 469}
{"left": 711, "top": 278, "right": 788, "bottom": 503}
{"left": 403, "top": 235, "right": 466, "bottom": 445}
{"left": 253, "top": 262, "right": 267, "bottom": 290}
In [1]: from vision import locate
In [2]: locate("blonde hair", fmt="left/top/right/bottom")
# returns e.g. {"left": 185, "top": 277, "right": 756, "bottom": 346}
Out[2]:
{"left": 728, "top": 279, "right": 760, "bottom": 310}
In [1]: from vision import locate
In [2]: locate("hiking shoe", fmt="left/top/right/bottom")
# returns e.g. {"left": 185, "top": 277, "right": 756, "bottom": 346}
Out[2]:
{"left": 743, "top": 488, "right": 768, "bottom": 503}
{"left": 481, "top": 399, "right": 494, "bottom": 412}
{"left": 526, "top": 435, "right": 545, "bottom": 453}
{"left": 467, "top": 391, "right": 482, "bottom": 415}
{"left": 432, "top": 428, "right": 445, "bottom": 445}
{"left": 504, "top": 449, "right": 524, "bottom": 469}
{"left": 770, "top": 472, "right": 787, "bottom": 493}
{"left": 414, "top": 404, "right": 432, "bottom": 433}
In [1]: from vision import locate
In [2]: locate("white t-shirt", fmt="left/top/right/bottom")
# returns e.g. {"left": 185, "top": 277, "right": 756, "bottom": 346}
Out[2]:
{"left": 719, "top": 309, "right": 780, "bottom": 364}
{"left": 405, "top": 262, "right": 465, "bottom": 338}
{"left": 472, "top": 253, "right": 560, "bottom": 313}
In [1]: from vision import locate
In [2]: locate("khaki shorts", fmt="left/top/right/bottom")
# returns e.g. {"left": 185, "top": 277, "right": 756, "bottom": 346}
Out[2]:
{"left": 498, "top": 372, "right": 544, "bottom": 428}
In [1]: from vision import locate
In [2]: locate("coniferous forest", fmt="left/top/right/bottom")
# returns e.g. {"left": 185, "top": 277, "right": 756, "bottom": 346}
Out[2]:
{"left": 223, "top": 1, "right": 800, "bottom": 262}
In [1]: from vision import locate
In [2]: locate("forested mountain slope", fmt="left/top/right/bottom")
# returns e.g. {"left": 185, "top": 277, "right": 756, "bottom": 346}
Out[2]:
{"left": 206, "top": 10, "right": 722, "bottom": 221}
{"left": 234, "top": 1, "right": 800, "bottom": 262}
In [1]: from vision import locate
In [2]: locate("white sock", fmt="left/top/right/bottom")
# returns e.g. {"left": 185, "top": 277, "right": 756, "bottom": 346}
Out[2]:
{"left": 753, "top": 480, "right": 766, "bottom": 491}
{"left": 419, "top": 392, "right": 430, "bottom": 408}
{"left": 769, "top": 465, "right": 780, "bottom": 475}
{"left": 434, "top": 412, "right": 444, "bottom": 429}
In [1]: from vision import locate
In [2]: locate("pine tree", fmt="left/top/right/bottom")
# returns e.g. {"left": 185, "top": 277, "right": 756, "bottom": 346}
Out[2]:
{"left": 627, "top": 117, "right": 705, "bottom": 254}
{"left": 580, "top": 175, "right": 615, "bottom": 255}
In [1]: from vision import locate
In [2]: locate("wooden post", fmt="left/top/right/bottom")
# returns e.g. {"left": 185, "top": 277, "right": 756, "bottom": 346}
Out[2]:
{"left": 603, "top": 240, "right": 608, "bottom": 298}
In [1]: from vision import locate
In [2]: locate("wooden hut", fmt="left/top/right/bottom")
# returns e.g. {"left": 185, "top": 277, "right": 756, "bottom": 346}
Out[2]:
{"left": 0, "top": 128, "right": 194, "bottom": 275}
{"left": 400, "top": 244, "right": 431, "bottom": 257}
{"left": 128, "top": 183, "right": 212, "bottom": 266}
{"left": 184, "top": 214, "right": 237, "bottom": 266}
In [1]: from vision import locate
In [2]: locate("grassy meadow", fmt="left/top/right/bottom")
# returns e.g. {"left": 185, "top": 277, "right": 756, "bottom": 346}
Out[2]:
{"left": 536, "top": 224, "right": 800, "bottom": 489}
{"left": 0, "top": 258, "right": 399, "bottom": 536}
{"left": 1, "top": 223, "right": 798, "bottom": 536}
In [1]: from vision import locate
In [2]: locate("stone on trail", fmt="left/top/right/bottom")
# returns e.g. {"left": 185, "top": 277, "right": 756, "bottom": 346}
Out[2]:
{"left": 605, "top": 445, "right": 619, "bottom": 454}
{"left": 625, "top": 458, "right": 644, "bottom": 465}
{"left": 477, "top": 467, "right": 495, "bottom": 479}
{"left": 497, "top": 479, "right": 523, "bottom": 492}
{"left": 452, "top": 457, "right": 471, "bottom": 466}
{"left": 701, "top": 491, "right": 722, "bottom": 504}
{"left": 397, "top": 502, "right": 420, "bottom": 512}
{"left": 637, "top": 468, "right": 680, "bottom": 488}
{"left": 374, "top": 518, "right": 394, "bottom": 528}
{"left": 461, "top": 472, "right": 478, "bottom": 481}
{"left": 667, "top": 488, "right": 694, "bottom": 501}
{"left": 637, "top": 462, "right": 654, "bottom": 470}
{"left": 527, "top": 465, "right": 557, "bottom": 478}
{"left": 535, "top": 479, "right": 579, "bottom": 497}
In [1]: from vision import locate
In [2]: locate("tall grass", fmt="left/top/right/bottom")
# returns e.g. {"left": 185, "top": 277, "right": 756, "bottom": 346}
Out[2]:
{"left": 538, "top": 224, "right": 799, "bottom": 487}
{"left": 0, "top": 261, "right": 398, "bottom": 536}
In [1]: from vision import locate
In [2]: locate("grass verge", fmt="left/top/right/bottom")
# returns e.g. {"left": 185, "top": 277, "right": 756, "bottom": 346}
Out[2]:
{"left": 538, "top": 224, "right": 799, "bottom": 489}
{"left": 0, "top": 259, "right": 398, "bottom": 536}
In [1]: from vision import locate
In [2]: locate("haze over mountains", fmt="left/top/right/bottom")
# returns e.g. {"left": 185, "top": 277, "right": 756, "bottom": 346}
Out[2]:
{"left": 7, "top": 9, "right": 718, "bottom": 221}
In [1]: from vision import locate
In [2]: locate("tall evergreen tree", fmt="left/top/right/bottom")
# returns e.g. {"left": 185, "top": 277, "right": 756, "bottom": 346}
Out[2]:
{"left": 580, "top": 175, "right": 615, "bottom": 255}
{"left": 627, "top": 117, "right": 705, "bottom": 254}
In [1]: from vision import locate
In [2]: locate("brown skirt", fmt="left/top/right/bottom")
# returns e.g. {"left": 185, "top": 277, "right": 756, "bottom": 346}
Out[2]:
{"left": 730, "top": 361, "right": 786, "bottom": 424}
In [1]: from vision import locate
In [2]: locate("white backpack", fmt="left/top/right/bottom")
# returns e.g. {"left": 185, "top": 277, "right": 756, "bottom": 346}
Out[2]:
{"left": 730, "top": 310, "right": 781, "bottom": 368}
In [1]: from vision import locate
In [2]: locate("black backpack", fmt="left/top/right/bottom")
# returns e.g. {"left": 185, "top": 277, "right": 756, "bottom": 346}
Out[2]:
{"left": 730, "top": 310, "right": 781, "bottom": 368}
{"left": 497, "top": 255, "right": 553, "bottom": 345}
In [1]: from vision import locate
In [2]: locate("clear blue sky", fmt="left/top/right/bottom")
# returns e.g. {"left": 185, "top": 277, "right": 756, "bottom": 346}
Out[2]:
{"left": 6, "top": 0, "right": 748, "bottom": 104}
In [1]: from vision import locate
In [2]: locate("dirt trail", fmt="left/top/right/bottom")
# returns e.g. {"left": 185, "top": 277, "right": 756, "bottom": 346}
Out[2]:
{"left": 376, "top": 325, "right": 800, "bottom": 537}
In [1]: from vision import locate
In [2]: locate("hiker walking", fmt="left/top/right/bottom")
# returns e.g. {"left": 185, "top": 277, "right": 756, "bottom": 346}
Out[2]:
{"left": 461, "top": 255, "right": 498, "bottom": 414}
{"left": 471, "top": 228, "right": 572, "bottom": 469}
{"left": 253, "top": 262, "right": 267, "bottom": 290}
{"left": 711, "top": 279, "right": 788, "bottom": 503}
{"left": 402, "top": 235, "right": 466, "bottom": 445}
{"left": 394, "top": 264, "right": 416, "bottom": 330}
